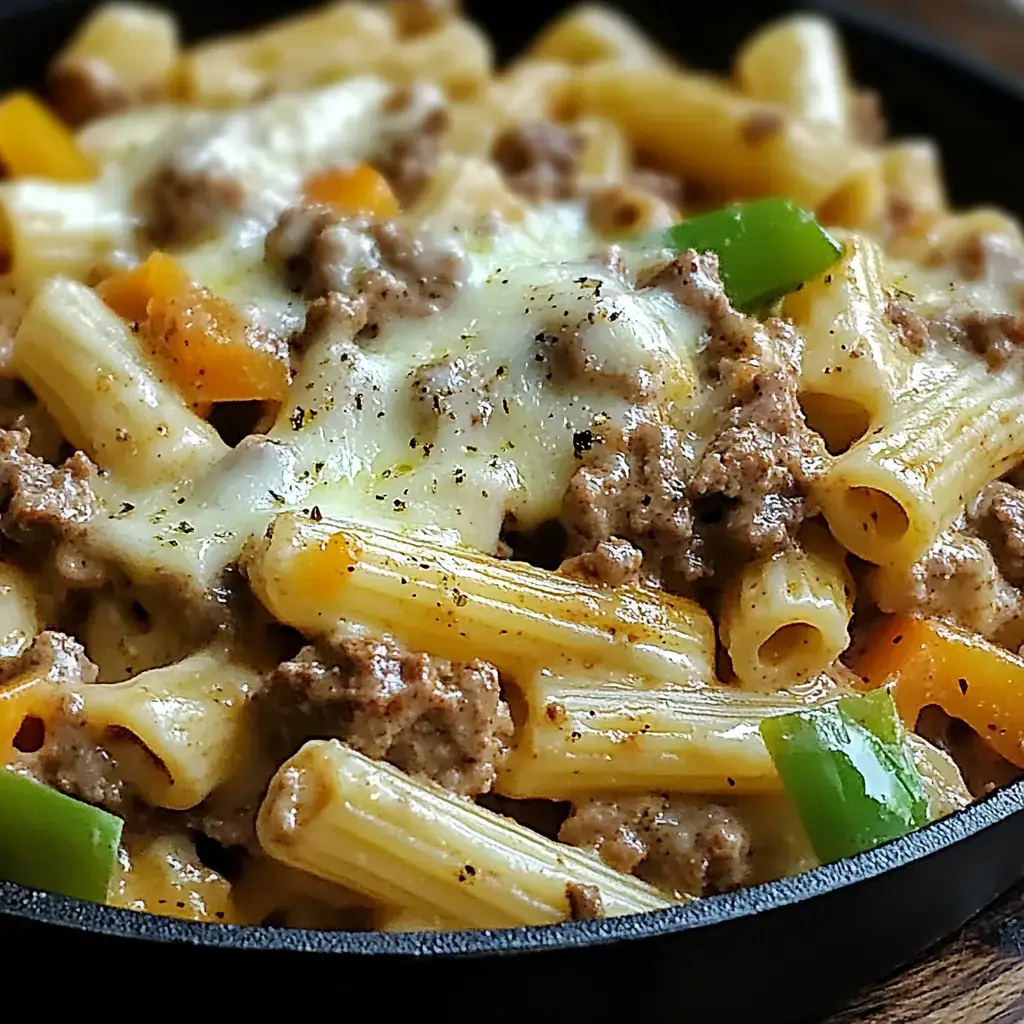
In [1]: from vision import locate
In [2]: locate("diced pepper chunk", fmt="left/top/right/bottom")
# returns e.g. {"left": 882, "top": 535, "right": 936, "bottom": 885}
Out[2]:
{"left": 760, "top": 687, "right": 931, "bottom": 864}
{"left": 666, "top": 198, "right": 842, "bottom": 311}
{"left": 0, "top": 91, "right": 94, "bottom": 181}
{"left": 97, "top": 252, "right": 290, "bottom": 404}
{"left": 0, "top": 770, "right": 123, "bottom": 903}
{"left": 303, "top": 164, "right": 400, "bottom": 219}
{"left": 855, "top": 615, "right": 1024, "bottom": 770}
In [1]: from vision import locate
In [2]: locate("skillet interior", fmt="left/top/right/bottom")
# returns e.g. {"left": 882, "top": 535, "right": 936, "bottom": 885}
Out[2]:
{"left": 1, "top": 0, "right": 1024, "bottom": 1013}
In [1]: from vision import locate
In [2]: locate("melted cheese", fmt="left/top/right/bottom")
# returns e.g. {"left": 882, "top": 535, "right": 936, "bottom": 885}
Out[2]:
{"left": 54, "top": 81, "right": 710, "bottom": 588}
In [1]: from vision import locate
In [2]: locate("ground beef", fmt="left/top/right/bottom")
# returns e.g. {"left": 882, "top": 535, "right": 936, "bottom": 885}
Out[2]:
{"left": 265, "top": 206, "right": 466, "bottom": 337}
{"left": 688, "top": 362, "right": 825, "bottom": 558}
{"left": 869, "top": 515, "right": 1024, "bottom": 642}
{"left": 968, "top": 482, "right": 1024, "bottom": 587}
{"left": 0, "top": 429, "right": 105, "bottom": 589}
{"left": 48, "top": 57, "right": 131, "bottom": 126}
{"left": 952, "top": 312, "right": 1024, "bottom": 370}
{"left": 362, "top": 220, "right": 465, "bottom": 336}
{"left": 637, "top": 251, "right": 826, "bottom": 567}
{"left": 0, "top": 629, "right": 97, "bottom": 688}
{"left": 559, "top": 795, "right": 751, "bottom": 898}
{"left": 741, "top": 110, "right": 784, "bottom": 144}
{"left": 491, "top": 122, "right": 583, "bottom": 202}
{"left": 561, "top": 422, "right": 703, "bottom": 581}
{"left": 886, "top": 298, "right": 929, "bottom": 354}
{"left": 4, "top": 632, "right": 129, "bottom": 812}
{"left": 557, "top": 537, "right": 642, "bottom": 586}
{"left": 565, "top": 881, "right": 605, "bottom": 921}
{"left": 374, "top": 102, "right": 449, "bottom": 207}
{"left": 539, "top": 319, "right": 660, "bottom": 404}
{"left": 270, "top": 629, "right": 513, "bottom": 796}
{"left": 885, "top": 295, "right": 1024, "bottom": 369}
{"left": 135, "top": 162, "right": 245, "bottom": 249}
{"left": 294, "top": 292, "right": 370, "bottom": 353}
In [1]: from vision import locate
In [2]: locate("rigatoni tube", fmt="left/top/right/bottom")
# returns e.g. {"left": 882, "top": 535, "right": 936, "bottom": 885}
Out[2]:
{"left": 48, "top": 2, "right": 180, "bottom": 124}
{"left": 783, "top": 231, "right": 909, "bottom": 453}
{"left": 75, "top": 648, "right": 259, "bottom": 810}
{"left": 816, "top": 354, "right": 1024, "bottom": 567}
{"left": 496, "top": 669, "right": 830, "bottom": 799}
{"left": 13, "top": 278, "right": 228, "bottom": 486}
{"left": 257, "top": 739, "right": 674, "bottom": 928}
{"left": 245, "top": 512, "right": 717, "bottom": 686}
{"left": 720, "top": 523, "right": 854, "bottom": 692}
{"left": 0, "top": 180, "right": 133, "bottom": 288}
{"left": 734, "top": 14, "right": 852, "bottom": 132}
{"left": 566, "top": 65, "right": 869, "bottom": 208}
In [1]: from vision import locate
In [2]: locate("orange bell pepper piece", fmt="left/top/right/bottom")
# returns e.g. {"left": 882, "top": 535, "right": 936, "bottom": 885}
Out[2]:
{"left": 303, "top": 164, "right": 400, "bottom": 218}
{"left": 854, "top": 614, "right": 1024, "bottom": 770}
{"left": 98, "top": 253, "right": 290, "bottom": 404}
{"left": 0, "top": 91, "right": 94, "bottom": 181}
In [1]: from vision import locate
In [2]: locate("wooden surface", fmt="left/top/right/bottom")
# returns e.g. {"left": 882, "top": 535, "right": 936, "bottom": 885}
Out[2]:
{"left": 822, "top": 9, "right": 1024, "bottom": 1019}
{"left": 854, "top": 0, "right": 1024, "bottom": 81}
{"left": 826, "top": 883, "right": 1024, "bottom": 1022}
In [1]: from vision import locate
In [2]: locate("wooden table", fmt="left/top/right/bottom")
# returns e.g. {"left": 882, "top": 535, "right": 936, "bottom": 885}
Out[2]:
{"left": 820, "top": 11, "right": 1024, "bottom": 1021}
{"left": 854, "top": 0, "right": 1024, "bottom": 83}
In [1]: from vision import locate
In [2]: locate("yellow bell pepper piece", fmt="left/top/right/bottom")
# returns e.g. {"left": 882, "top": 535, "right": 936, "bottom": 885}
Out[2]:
{"left": 0, "top": 91, "right": 94, "bottom": 181}
{"left": 855, "top": 615, "right": 1024, "bottom": 770}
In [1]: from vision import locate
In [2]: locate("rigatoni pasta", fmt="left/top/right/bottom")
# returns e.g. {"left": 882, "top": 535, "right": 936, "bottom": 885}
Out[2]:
{"left": 257, "top": 739, "right": 674, "bottom": 927}
{"left": 0, "top": 0, "right": 1017, "bottom": 936}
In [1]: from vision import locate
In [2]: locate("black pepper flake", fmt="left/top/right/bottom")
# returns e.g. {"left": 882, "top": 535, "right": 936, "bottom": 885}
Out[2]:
{"left": 393, "top": 499, "right": 407, "bottom": 512}
{"left": 410, "top": 437, "right": 418, "bottom": 448}
{"left": 502, "top": 399, "right": 510, "bottom": 414}
{"left": 958, "top": 678, "right": 968, "bottom": 694}
{"left": 268, "top": 490, "right": 285, "bottom": 503}
{"left": 727, "top": 777, "right": 736, "bottom": 787}
{"left": 310, "top": 505, "right": 323, "bottom": 523}
{"left": 452, "top": 590, "right": 468, "bottom": 607}
{"left": 892, "top": 634, "right": 903, "bottom": 645}
{"left": 290, "top": 407, "right": 306, "bottom": 431}
{"left": 573, "top": 430, "right": 594, "bottom": 458}
{"left": 114, "top": 502, "right": 135, "bottom": 517}
{"left": 175, "top": 520, "right": 195, "bottom": 534}
{"left": 355, "top": 393, "right": 364, "bottom": 411}
{"left": 608, "top": 310, "right": 621, "bottom": 322}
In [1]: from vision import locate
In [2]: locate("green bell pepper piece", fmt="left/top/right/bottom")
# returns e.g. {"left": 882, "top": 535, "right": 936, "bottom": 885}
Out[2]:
{"left": 666, "top": 198, "right": 842, "bottom": 311}
{"left": 0, "top": 769, "right": 123, "bottom": 903}
{"left": 760, "top": 688, "right": 931, "bottom": 865}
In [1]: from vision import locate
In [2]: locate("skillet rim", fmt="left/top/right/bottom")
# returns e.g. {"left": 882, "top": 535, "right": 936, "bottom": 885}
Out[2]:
{"left": 1, "top": 0, "right": 1024, "bottom": 956}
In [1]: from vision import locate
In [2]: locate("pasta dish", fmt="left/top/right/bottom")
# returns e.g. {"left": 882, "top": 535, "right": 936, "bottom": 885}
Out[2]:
{"left": 0, "top": 0, "right": 1022, "bottom": 933}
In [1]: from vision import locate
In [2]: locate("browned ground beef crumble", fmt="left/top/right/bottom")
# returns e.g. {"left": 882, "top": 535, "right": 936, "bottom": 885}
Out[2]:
{"left": 270, "top": 629, "right": 513, "bottom": 797}
{"left": 559, "top": 794, "right": 752, "bottom": 897}
{"left": 561, "top": 250, "right": 827, "bottom": 585}
{"left": 265, "top": 205, "right": 466, "bottom": 338}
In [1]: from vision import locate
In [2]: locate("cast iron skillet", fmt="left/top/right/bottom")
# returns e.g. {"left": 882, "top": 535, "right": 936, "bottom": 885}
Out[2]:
{"left": 2, "top": 0, "right": 1024, "bottom": 1015}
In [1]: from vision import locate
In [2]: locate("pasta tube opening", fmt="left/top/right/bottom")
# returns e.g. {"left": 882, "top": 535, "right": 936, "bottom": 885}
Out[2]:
{"left": 817, "top": 356, "right": 1024, "bottom": 566}
{"left": 757, "top": 623, "right": 826, "bottom": 667}
{"left": 799, "top": 393, "right": 871, "bottom": 455}
{"left": 720, "top": 523, "right": 854, "bottom": 691}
